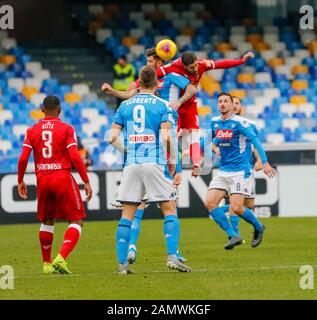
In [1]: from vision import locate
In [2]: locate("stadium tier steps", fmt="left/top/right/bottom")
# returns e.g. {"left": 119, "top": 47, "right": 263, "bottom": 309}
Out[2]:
{"left": 0, "top": 32, "right": 117, "bottom": 173}
{"left": 78, "top": 3, "right": 317, "bottom": 144}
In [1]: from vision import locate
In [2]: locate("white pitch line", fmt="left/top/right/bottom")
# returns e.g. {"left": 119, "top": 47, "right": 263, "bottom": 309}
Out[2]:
{"left": 8, "top": 264, "right": 317, "bottom": 280}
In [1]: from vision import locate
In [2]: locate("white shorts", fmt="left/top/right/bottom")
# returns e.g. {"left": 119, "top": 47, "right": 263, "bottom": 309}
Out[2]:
{"left": 208, "top": 170, "right": 252, "bottom": 196}
{"left": 244, "top": 172, "right": 255, "bottom": 199}
{"left": 116, "top": 163, "right": 178, "bottom": 204}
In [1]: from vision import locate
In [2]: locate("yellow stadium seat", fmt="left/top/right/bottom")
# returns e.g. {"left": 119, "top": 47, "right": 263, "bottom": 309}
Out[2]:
{"left": 230, "top": 89, "right": 247, "bottom": 99}
{"left": 64, "top": 93, "right": 81, "bottom": 105}
{"left": 198, "top": 106, "right": 211, "bottom": 116}
{"left": 246, "top": 34, "right": 262, "bottom": 46}
{"left": 180, "top": 27, "right": 196, "bottom": 36}
{"left": 241, "top": 18, "right": 256, "bottom": 27}
{"left": 308, "top": 40, "right": 317, "bottom": 54}
{"left": 197, "top": 11, "right": 212, "bottom": 20}
{"left": 291, "top": 80, "right": 308, "bottom": 91}
{"left": 89, "top": 20, "right": 103, "bottom": 34}
{"left": 254, "top": 42, "right": 270, "bottom": 52}
{"left": 0, "top": 103, "right": 3, "bottom": 110}
{"left": 216, "top": 42, "right": 232, "bottom": 53}
{"left": 147, "top": 11, "right": 165, "bottom": 21}
{"left": 22, "top": 87, "right": 38, "bottom": 101}
{"left": 290, "top": 95, "right": 307, "bottom": 105}
{"left": 0, "top": 55, "right": 16, "bottom": 65}
{"left": 268, "top": 57, "right": 284, "bottom": 68}
{"left": 95, "top": 12, "right": 111, "bottom": 23}
{"left": 122, "top": 37, "right": 138, "bottom": 47}
{"left": 292, "top": 65, "right": 309, "bottom": 75}
{"left": 237, "top": 73, "right": 254, "bottom": 84}
{"left": 30, "top": 109, "right": 44, "bottom": 121}
{"left": 200, "top": 75, "right": 221, "bottom": 96}
{"left": 104, "top": 4, "right": 119, "bottom": 15}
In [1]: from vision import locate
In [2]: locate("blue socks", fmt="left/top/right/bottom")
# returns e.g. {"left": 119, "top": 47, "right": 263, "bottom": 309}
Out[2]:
{"left": 221, "top": 205, "right": 241, "bottom": 237}
{"left": 116, "top": 218, "right": 132, "bottom": 264}
{"left": 241, "top": 208, "right": 262, "bottom": 231}
{"left": 229, "top": 215, "right": 241, "bottom": 237}
{"left": 209, "top": 207, "right": 236, "bottom": 238}
{"left": 164, "top": 215, "right": 179, "bottom": 255}
{"left": 129, "top": 209, "right": 144, "bottom": 250}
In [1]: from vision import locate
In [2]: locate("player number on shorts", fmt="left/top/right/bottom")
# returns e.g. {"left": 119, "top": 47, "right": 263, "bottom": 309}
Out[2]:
{"left": 42, "top": 130, "right": 53, "bottom": 158}
{"left": 133, "top": 105, "right": 145, "bottom": 133}
{"left": 236, "top": 183, "right": 241, "bottom": 191}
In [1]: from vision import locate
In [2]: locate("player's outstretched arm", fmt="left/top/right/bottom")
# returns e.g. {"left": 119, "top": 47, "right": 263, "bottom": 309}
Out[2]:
{"left": 170, "top": 83, "right": 197, "bottom": 111}
{"left": 17, "top": 146, "right": 32, "bottom": 199}
{"left": 101, "top": 82, "right": 137, "bottom": 100}
{"left": 210, "top": 51, "right": 255, "bottom": 70}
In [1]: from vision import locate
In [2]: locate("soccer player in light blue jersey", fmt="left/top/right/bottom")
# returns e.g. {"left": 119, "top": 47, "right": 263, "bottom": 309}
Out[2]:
{"left": 102, "top": 48, "right": 196, "bottom": 264}
{"left": 216, "top": 96, "right": 264, "bottom": 239}
{"left": 205, "top": 92, "right": 275, "bottom": 250}
{"left": 108, "top": 66, "right": 192, "bottom": 274}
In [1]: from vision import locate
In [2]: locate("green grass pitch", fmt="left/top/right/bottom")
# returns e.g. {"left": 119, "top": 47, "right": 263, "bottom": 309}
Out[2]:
{"left": 1, "top": 217, "right": 317, "bottom": 300}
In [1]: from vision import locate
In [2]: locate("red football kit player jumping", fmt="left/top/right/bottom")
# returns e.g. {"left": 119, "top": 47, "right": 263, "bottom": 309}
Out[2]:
{"left": 17, "top": 96, "right": 92, "bottom": 274}
{"left": 156, "top": 51, "right": 255, "bottom": 176}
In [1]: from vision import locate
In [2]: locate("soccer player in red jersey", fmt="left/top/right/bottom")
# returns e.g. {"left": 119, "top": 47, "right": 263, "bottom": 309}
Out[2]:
{"left": 156, "top": 50, "right": 255, "bottom": 176}
{"left": 17, "top": 96, "right": 92, "bottom": 274}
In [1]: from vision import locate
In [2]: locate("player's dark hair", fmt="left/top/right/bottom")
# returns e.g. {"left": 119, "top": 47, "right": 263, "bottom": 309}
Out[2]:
{"left": 232, "top": 96, "right": 241, "bottom": 103}
{"left": 42, "top": 96, "right": 60, "bottom": 111}
{"left": 139, "top": 65, "right": 157, "bottom": 88}
{"left": 218, "top": 92, "right": 233, "bottom": 102}
{"left": 146, "top": 47, "right": 163, "bottom": 61}
{"left": 181, "top": 51, "right": 197, "bottom": 66}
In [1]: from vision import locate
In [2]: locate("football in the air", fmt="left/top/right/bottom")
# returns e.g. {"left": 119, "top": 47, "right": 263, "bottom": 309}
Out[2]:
{"left": 155, "top": 39, "right": 177, "bottom": 61}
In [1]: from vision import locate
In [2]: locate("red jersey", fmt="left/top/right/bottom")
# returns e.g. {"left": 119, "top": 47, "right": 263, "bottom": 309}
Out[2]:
{"left": 23, "top": 117, "right": 77, "bottom": 178}
{"left": 156, "top": 57, "right": 245, "bottom": 110}
{"left": 19, "top": 116, "right": 89, "bottom": 184}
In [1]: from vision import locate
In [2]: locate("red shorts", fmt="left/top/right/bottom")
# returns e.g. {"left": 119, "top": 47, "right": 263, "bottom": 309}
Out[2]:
{"left": 177, "top": 107, "right": 200, "bottom": 130}
{"left": 36, "top": 171, "right": 86, "bottom": 222}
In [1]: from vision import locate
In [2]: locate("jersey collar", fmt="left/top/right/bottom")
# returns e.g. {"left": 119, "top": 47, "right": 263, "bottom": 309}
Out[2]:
{"left": 220, "top": 114, "right": 235, "bottom": 122}
{"left": 41, "top": 117, "right": 61, "bottom": 121}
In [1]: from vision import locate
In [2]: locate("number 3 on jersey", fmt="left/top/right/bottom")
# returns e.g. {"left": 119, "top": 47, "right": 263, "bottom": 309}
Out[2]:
{"left": 133, "top": 105, "right": 145, "bottom": 133}
{"left": 42, "top": 130, "right": 53, "bottom": 158}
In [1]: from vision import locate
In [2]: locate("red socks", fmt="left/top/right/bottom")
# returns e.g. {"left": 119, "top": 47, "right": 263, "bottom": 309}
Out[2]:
{"left": 59, "top": 224, "right": 82, "bottom": 259}
{"left": 190, "top": 142, "right": 202, "bottom": 166}
{"left": 39, "top": 224, "right": 54, "bottom": 263}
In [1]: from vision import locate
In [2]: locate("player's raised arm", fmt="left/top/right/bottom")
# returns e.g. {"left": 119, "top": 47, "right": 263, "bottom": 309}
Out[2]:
{"left": 206, "top": 51, "right": 255, "bottom": 71}
{"left": 170, "top": 83, "right": 197, "bottom": 111}
{"left": 101, "top": 82, "right": 138, "bottom": 100}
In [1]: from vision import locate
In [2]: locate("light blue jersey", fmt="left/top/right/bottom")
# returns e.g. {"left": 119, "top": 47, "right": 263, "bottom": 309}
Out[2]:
{"left": 211, "top": 114, "right": 257, "bottom": 176}
{"left": 114, "top": 93, "right": 174, "bottom": 167}
{"left": 155, "top": 72, "right": 190, "bottom": 123}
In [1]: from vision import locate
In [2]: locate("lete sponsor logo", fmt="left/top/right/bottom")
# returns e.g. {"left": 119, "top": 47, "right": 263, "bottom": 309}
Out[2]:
{"left": 216, "top": 129, "right": 233, "bottom": 140}
{"left": 129, "top": 134, "right": 156, "bottom": 144}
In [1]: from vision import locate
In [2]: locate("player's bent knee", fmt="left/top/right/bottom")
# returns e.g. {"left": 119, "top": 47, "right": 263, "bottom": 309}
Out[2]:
{"left": 204, "top": 201, "right": 217, "bottom": 212}
{"left": 230, "top": 205, "right": 244, "bottom": 216}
